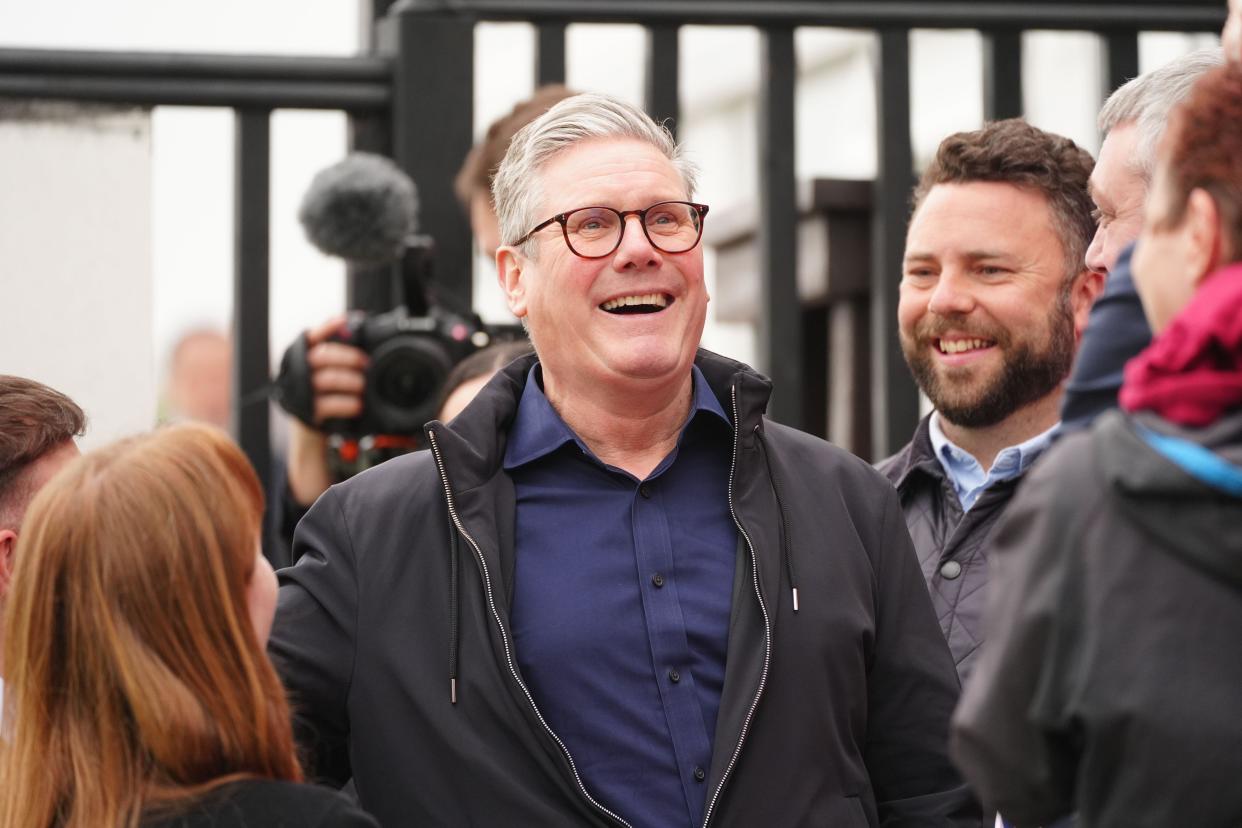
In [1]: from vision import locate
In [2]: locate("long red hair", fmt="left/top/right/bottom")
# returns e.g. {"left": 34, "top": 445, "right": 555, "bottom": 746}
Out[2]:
{"left": 0, "top": 424, "right": 301, "bottom": 828}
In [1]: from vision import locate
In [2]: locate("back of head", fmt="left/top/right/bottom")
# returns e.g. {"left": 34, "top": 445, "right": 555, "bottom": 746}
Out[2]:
{"left": 913, "top": 118, "right": 1096, "bottom": 278}
{"left": 437, "top": 339, "right": 535, "bottom": 415}
{"left": 454, "top": 84, "right": 577, "bottom": 208}
{"left": 1099, "top": 48, "right": 1224, "bottom": 180}
{"left": 0, "top": 424, "right": 300, "bottom": 828}
{"left": 1154, "top": 63, "right": 1242, "bottom": 264}
{"left": 492, "top": 92, "right": 698, "bottom": 253}
{"left": 0, "top": 376, "right": 85, "bottom": 530}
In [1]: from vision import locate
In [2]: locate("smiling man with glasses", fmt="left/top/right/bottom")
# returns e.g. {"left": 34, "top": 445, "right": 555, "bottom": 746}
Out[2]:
{"left": 270, "top": 93, "right": 976, "bottom": 828}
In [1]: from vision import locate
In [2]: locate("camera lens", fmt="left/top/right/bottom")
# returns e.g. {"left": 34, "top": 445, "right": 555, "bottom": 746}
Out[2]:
{"left": 366, "top": 335, "right": 454, "bottom": 433}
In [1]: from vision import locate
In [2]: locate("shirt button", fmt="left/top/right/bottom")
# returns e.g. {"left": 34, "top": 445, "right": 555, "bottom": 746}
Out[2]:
{"left": 651, "top": 572, "right": 665, "bottom": 588}
{"left": 639, "top": 483, "right": 652, "bottom": 499}
{"left": 668, "top": 668, "right": 681, "bottom": 683}
{"left": 940, "top": 560, "right": 963, "bottom": 580}
{"left": 693, "top": 766, "right": 706, "bottom": 782}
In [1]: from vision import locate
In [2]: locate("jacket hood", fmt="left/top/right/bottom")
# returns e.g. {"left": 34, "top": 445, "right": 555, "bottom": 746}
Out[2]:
{"left": 1096, "top": 409, "right": 1242, "bottom": 587}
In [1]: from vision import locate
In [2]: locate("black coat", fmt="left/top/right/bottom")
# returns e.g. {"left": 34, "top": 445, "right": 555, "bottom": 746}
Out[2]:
{"left": 141, "top": 779, "right": 377, "bottom": 828}
{"left": 270, "top": 350, "right": 978, "bottom": 827}
{"left": 953, "top": 409, "right": 1242, "bottom": 827}
{"left": 878, "top": 416, "right": 1031, "bottom": 684}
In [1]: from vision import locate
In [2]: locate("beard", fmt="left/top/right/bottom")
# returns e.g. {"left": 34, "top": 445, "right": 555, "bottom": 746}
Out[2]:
{"left": 901, "top": 287, "right": 1077, "bottom": 429}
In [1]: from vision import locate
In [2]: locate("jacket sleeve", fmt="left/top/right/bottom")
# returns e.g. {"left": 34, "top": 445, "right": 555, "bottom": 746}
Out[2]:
{"left": 866, "top": 485, "right": 982, "bottom": 826}
{"left": 950, "top": 449, "right": 1087, "bottom": 827}
{"left": 267, "top": 485, "right": 358, "bottom": 786}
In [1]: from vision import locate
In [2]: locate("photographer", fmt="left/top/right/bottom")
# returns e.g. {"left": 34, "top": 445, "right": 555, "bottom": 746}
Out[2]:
{"left": 281, "top": 86, "right": 573, "bottom": 523}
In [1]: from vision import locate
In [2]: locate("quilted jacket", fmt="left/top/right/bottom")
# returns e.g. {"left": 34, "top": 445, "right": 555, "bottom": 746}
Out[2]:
{"left": 877, "top": 416, "right": 1033, "bottom": 684}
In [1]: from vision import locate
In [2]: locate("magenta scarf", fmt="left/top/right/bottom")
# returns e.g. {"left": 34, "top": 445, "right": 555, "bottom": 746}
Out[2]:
{"left": 1120, "top": 262, "right": 1242, "bottom": 427}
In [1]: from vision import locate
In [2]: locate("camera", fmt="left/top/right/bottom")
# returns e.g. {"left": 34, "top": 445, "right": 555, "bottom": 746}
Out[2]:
{"left": 273, "top": 238, "right": 496, "bottom": 441}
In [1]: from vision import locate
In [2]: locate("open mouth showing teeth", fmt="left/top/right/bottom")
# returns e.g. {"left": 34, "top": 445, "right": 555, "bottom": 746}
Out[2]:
{"left": 600, "top": 293, "right": 673, "bottom": 315}
{"left": 936, "top": 337, "right": 994, "bottom": 354}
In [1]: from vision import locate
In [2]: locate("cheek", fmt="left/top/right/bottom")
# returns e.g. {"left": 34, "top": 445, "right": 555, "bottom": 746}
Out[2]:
{"left": 897, "top": 289, "right": 923, "bottom": 334}
{"left": 248, "top": 555, "right": 279, "bottom": 645}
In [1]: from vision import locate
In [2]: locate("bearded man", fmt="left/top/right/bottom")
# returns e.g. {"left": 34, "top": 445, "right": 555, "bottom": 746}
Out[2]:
{"left": 878, "top": 119, "right": 1101, "bottom": 683}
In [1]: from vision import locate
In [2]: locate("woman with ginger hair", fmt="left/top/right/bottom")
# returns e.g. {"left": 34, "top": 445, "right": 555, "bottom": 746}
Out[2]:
{"left": 0, "top": 424, "right": 376, "bottom": 828}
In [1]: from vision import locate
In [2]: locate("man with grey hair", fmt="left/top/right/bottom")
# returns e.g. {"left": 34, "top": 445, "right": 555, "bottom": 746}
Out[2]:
{"left": 270, "top": 93, "right": 977, "bottom": 827}
{"left": 1062, "top": 48, "right": 1222, "bottom": 429}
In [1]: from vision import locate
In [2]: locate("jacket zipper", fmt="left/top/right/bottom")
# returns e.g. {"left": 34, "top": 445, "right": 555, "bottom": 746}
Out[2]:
{"left": 426, "top": 428, "right": 633, "bottom": 828}
{"left": 700, "top": 384, "right": 773, "bottom": 828}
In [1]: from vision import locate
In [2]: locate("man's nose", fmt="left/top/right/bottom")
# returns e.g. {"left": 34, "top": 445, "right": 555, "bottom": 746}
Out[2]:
{"left": 926, "top": 270, "right": 976, "bottom": 316}
{"left": 1085, "top": 226, "right": 1109, "bottom": 276}
{"left": 613, "top": 214, "right": 662, "bottom": 268}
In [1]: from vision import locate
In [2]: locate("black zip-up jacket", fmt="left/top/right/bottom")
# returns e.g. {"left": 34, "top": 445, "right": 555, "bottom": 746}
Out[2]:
{"left": 269, "top": 350, "right": 980, "bottom": 828}
{"left": 878, "top": 416, "right": 1033, "bottom": 684}
{"left": 953, "top": 409, "right": 1242, "bottom": 827}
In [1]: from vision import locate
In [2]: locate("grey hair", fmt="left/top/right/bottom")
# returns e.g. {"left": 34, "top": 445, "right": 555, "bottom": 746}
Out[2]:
{"left": 492, "top": 92, "right": 698, "bottom": 254}
{"left": 1099, "top": 47, "right": 1223, "bottom": 180}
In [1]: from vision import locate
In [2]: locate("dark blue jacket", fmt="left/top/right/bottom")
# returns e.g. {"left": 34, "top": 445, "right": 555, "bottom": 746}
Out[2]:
{"left": 1060, "top": 244, "right": 1152, "bottom": 431}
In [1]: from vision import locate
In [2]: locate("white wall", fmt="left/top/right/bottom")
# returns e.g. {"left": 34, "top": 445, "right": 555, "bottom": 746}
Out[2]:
{"left": 0, "top": 103, "right": 155, "bottom": 450}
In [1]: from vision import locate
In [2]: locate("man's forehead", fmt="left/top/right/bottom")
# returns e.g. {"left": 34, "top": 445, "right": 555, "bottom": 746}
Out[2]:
{"left": 906, "top": 181, "right": 1062, "bottom": 259}
{"left": 535, "top": 137, "right": 685, "bottom": 207}
{"left": 1091, "top": 124, "right": 1147, "bottom": 203}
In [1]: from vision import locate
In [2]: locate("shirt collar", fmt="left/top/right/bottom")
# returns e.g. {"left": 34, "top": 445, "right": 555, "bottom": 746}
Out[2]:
{"left": 503, "top": 363, "right": 730, "bottom": 471}
{"left": 928, "top": 411, "right": 1057, "bottom": 480}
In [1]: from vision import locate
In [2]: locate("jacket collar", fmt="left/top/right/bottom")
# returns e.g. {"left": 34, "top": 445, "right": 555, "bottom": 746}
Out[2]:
{"left": 502, "top": 363, "right": 732, "bottom": 471}
{"left": 883, "top": 414, "right": 945, "bottom": 490}
{"left": 425, "top": 349, "right": 773, "bottom": 491}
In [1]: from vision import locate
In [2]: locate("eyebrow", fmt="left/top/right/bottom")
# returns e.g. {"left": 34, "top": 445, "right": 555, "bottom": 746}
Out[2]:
{"left": 1087, "top": 178, "right": 1112, "bottom": 208}
{"left": 903, "top": 250, "right": 1013, "bottom": 263}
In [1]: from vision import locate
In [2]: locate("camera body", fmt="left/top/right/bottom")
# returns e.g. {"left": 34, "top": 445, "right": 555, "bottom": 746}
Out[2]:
{"left": 329, "top": 304, "right": 486, "bottom": 436}
{"left": 275, "top": 302, "right": 490, "bottom": 440}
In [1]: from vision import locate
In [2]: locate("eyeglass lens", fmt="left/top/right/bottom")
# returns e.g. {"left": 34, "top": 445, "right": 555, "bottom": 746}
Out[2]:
{"left": 564, "top": 201, "right": 703, "bottom": 257}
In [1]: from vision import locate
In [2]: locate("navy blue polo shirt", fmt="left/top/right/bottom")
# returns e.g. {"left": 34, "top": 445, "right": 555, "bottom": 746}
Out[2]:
{"left": 504, "top": 364, "right": 737, "bottom": 828}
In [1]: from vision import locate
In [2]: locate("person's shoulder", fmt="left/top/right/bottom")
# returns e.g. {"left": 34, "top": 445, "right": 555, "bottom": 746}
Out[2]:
{"left": 143, "top": 779, "right": 378, "bottom": 828}
{"left": 1028, "top": 416, "right": 1107, "bottom": 489}
{"left": 324, "top": 446, "right": 441, "bottom": 515}
{"left": 761, "top": 419, "right": 895, "bottom": 492}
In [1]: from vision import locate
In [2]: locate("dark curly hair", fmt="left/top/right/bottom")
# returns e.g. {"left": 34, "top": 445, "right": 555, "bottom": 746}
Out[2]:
{"left": 1154, "top": 63, "right": 1242, "bottom": 262}
{"left": 912, "top": 118, "right": 1096, "bottom": 279}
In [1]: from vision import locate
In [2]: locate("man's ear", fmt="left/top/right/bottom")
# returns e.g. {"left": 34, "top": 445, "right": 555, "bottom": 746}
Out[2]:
{"left": 496, "top": 246, "right": 530, "bottom": 319}
{"left": 0, "top": 529, "right": 17, "bottom": 599}
{"left": 1184, "top": 188, "right": 1224, "bottom": 287}
{"left": 1070, "top": 266, "right": 1106, "bottom": 338}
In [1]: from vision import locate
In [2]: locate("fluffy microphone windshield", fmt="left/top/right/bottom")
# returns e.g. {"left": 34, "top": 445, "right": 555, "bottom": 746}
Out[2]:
{"left": 298, "top": 152, "right": 419, "bottom": 265}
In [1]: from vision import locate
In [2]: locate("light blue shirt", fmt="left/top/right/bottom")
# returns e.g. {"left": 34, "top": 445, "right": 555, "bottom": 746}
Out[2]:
{"left": 928, "top": 413, "right": 1056, "bottom": 511}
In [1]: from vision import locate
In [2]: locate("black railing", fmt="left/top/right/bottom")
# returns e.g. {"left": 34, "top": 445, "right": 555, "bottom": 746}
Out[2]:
{"left": 0, "top": 0, "right": 1224, "bottom": 488}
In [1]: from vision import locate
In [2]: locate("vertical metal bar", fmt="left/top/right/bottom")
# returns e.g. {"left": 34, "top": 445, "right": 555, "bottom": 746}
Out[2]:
{"left": 233, "top": 108, "right": 272, "bottom": 506}
{"left": 645, "top": 24, "right": 680, "bottom": 137}
{"left": 758, "top": 26, "right": 801, "bottom": 429}
{"left": 387, "top": 5, "right": 474, "bottom": 313}
{"left": 871, "top": 29, "right": 919, "bottom": 460}
{"left": 1102, "top": 30, "right": 1140, "bottom": 101}
{"left": 537, "top": 22, "right": 567, "bottom": 86}
{"left": 982, "top": 29, "right": 1023, "bottom": 120}
{"left": 347, "top": 112, "right": 397, "bottom": 313}
{"left": 350, "top": 4, "right": 397, "bottom": 312}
